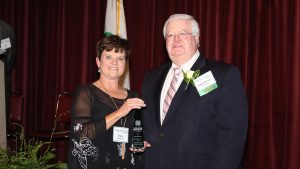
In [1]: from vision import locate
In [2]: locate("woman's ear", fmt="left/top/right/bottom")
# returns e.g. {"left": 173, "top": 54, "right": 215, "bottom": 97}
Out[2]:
{"left": 96, "top": 56, "right": 101, "bottom": 68}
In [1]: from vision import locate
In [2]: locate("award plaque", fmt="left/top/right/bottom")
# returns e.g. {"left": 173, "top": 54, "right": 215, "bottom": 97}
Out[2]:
{"left": 132, "top": 109, "right": 144, "bottom": 149}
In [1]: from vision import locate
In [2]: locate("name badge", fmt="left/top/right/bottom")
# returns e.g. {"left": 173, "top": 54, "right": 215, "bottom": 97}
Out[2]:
{"left": 1, "top": 38, "right": 12, "bottom": 50}
{"left": 194, "top": 71, "right": 218, "bottom": 96}
{"left": 113, "top": 126, "right": 129, "bottom": 143}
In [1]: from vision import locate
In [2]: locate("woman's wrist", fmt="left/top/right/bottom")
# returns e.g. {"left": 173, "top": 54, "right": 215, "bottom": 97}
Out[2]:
{"left": 115, "top": 109, "right": 125, "bottom": 119}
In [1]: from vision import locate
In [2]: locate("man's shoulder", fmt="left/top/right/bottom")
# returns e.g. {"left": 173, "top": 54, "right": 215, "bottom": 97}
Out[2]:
{"left": 145, "top": 63, "right": 170, "bottom": 78}
{"left": 205, "top": 58, "right": 232, "bottom": 68}
{"left": 205, "top": 58, "right": 239, "bottom": 73}
{"left": 202, "top": 58, "right": 242, "bottom": 83}
{"left": 142, "top": 63, "right": 170, "bottom": 90}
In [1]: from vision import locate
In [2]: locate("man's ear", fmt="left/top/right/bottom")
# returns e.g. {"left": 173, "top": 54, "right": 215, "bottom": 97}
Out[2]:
{"left": 194, "top": 34, "right": 200, "bottom": 47}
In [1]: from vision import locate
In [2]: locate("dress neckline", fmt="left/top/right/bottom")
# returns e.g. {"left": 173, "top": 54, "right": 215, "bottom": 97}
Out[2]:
{"left": 91, "top": 83, "right": 129, "bottom": 100}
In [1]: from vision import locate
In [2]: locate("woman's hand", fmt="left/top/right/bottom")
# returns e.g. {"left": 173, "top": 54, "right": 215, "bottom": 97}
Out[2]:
{"left": 105, "top": 98, "right": 146, "bottom": 130}
{"left": 130, "top": 141, "right": 151, "bottom": 153}
{"left": 117, "top": 98, "right": 146, "bottom": 118}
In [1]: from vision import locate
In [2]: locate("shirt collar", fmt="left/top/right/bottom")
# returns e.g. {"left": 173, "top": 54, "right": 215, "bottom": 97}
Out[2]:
{"left": 171, "top": 50, "right": 200, "bottom": 71}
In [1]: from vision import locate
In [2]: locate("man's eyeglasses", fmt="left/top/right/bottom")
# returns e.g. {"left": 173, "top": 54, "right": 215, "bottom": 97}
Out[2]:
{"left": 165, "top": 32, "right": 193, "bottom": 40}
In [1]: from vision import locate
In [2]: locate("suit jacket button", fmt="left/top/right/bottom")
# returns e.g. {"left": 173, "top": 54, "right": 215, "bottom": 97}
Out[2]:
{"left": 159, "top": 133, "right": 164, "bottom": 137}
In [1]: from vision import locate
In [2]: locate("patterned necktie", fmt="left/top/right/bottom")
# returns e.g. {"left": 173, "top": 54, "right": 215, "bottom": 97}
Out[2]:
{"left": 162, "top": 67, "right": 181, "bottom": 122}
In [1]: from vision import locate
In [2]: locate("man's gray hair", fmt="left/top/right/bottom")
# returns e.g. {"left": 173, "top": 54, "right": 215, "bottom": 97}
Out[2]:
{"left": 163, "top": 14, "right": 200, "bottom": 37}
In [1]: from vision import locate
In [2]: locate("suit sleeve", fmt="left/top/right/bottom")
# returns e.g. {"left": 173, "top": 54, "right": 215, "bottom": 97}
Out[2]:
{"left": 141, "top": 73, "right": 150, "bottom": 140}
{"left": 213, "top": 66, "right": 248, "bottom": 169}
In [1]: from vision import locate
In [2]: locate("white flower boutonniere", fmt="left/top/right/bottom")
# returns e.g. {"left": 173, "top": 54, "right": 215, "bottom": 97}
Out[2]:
{"left": 182, "top": 69, "right": 201, "bottom": 90}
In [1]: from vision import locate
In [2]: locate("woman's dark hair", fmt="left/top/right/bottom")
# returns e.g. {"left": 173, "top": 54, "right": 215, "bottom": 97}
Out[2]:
{"left": 96, "top": 35, "right": 130, "bottom": 59}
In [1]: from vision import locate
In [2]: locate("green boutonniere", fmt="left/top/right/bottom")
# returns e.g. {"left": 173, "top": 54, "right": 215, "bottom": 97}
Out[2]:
{"left": 182, "top": 69, "right": 201, "bottom": 90}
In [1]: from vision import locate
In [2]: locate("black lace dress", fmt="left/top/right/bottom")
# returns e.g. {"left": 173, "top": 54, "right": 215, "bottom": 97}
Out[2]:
{"left": 68, "top": 84, "right": 143, "bottom": 169}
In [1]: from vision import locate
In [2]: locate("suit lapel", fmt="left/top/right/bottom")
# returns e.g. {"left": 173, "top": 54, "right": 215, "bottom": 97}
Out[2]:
{"left": 153, "top": 63, "right": 171, "bottom": 126}
{"left": 162, "top": 54, "right": 206, "bottom": 126}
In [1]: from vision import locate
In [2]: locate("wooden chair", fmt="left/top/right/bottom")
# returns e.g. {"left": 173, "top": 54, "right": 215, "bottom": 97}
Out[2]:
{"left": 31, "top": 91, "right": 72, "bottom": 141}
{"left": 7, "top": 93, "right": 24, "bottom": 139}
{"left": 7, "top": 93, "right": 24, "bottom": 153}
{"left": 30, "top": 91, "right": 72, "bottom": 162}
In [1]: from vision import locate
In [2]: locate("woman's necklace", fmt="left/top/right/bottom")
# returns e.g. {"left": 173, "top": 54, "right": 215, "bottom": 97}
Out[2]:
{"left": 111, "top": 97, "right": 127, "bottom": 160}
{"left": 98, "top": 80, "right": 127, "bottom": 160}
{"left": 110, "top": 96, "right": 127, "bottom": 127}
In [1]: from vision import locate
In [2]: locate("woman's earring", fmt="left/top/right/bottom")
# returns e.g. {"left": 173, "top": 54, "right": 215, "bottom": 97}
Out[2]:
{"left": 98, "top": 68, "right": 100, "bottom": 73}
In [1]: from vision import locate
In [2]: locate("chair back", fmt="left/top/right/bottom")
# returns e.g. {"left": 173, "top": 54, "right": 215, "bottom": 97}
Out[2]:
{"left": 54, "top": 92, "right": 72, "bottom": 132}
{"left": 10, "top": 93, "right": 24, "bottom": 123}
{"left": 7, "top": 93, "right": 24, "bottom": 138}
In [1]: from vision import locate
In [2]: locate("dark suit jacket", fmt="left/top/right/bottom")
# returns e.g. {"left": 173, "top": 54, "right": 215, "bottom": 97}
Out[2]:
{"left": 141, "top": 55, "right": 248, "bottom": 169}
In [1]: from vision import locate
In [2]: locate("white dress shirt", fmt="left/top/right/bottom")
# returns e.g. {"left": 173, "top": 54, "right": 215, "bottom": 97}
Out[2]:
{"left": 160, "top": 50, "right": 200, "bottom": 124}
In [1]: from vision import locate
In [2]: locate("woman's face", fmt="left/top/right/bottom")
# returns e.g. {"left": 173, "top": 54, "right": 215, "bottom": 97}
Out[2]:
{"left": 97, "top": 49, "right": 126, "bottom": 80}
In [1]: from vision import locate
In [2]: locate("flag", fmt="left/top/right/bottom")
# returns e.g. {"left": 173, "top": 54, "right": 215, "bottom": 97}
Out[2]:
{"left": 104, "top": 0, "right": 130, "bottom": 89}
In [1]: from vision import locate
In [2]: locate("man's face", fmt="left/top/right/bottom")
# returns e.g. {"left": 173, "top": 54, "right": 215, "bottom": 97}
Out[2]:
{"left": 165, "top": 19, "right": 199, "bottom": 66}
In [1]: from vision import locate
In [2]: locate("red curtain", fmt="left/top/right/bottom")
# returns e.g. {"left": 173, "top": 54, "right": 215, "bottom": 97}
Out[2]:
{"left": 1, "top": 0, "right": 300, "bottom": 168}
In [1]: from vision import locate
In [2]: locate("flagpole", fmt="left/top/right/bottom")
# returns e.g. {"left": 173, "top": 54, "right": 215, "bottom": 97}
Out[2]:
{"left": 105, "top": 0, "right": 130, "bottom": 89}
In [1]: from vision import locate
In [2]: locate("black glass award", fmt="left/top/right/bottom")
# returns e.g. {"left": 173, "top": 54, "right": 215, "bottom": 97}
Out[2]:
{"left": 132, "top": 109, "right": 144, "bottom": 149}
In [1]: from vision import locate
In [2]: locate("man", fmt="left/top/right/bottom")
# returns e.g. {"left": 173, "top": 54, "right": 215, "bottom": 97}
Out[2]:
{"left": 142, "top": 14, "right": 248, "bottom": 169}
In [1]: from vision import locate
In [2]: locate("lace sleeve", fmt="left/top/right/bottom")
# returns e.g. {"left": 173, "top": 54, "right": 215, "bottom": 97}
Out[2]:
{"left": 68, "top": 85, "right": 106, "bottom": 169}
{"left": 70, "top": 86, "right": 106, "bottom": 140}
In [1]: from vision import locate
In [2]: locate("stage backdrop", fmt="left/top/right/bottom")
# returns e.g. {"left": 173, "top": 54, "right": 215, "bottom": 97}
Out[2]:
{"left": 1, "top": 0, "right": 299, "bottom": 169}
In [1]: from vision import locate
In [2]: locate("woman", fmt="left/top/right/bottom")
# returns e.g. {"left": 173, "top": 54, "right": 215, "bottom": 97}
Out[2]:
{"left": 68, "top": 35, "right": 146, "bottom": 169}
